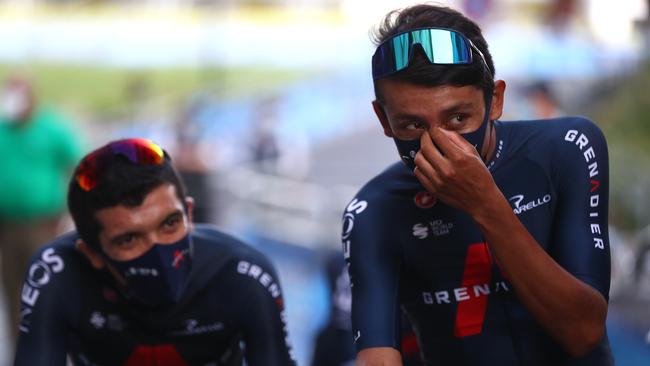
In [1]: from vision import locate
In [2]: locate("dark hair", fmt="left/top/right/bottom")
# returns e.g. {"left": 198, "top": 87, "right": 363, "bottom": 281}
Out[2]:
{"left": 372, "top": 4, "right": 495, "bottom": 104}
{"left": 67, "top": 150, "right": 187, "bottom": 249}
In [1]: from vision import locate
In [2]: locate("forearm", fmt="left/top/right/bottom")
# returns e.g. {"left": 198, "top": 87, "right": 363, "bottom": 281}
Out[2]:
{"left": 356, "top": 347, "right": 403, "bottom": 366}
{"left": 472, "top": 187, "right": 607, "bottom": 357}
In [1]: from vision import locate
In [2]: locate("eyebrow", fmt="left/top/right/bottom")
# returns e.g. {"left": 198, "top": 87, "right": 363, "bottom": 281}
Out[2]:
{"left": 392, "top": 112, "right": 425, "bottom": 121}
{"left": 160, "top": 210, "right": 184, "bottom": 226}
{"left": 438, "top": 101, "right": 477, "bottom": 115}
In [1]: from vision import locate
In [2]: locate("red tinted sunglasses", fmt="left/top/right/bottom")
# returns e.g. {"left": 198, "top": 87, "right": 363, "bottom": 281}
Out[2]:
{"left": 75, "top": 138, "right": 167, "bottom": 192}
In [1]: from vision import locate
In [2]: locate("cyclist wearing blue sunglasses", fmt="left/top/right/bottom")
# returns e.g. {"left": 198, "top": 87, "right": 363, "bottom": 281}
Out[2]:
{"left": 344, "top": 4, "right": 613, "bottom": 366}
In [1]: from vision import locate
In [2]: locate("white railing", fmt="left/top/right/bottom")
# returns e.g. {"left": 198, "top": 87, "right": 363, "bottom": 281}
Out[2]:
{"left": 218, "top": 165, "right": 357, "bottom": 249}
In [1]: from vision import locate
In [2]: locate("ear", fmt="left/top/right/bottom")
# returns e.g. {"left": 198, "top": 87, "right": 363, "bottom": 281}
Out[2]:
{"left": 372, "top": 100, "right": 394, "bottom": 138}
{"left": 185, "top": 196, "right": 195, "bottom": 225}
{"left": 489, "top": 80, "right": 507, "bottom": 121}
{"left": 76, "top": 239, "right": 105, "bottom": 270}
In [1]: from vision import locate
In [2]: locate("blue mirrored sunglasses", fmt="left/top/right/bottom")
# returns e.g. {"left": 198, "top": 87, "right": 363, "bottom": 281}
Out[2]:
{"left": 372, "top": 28, "right": 489, "bottom": 80}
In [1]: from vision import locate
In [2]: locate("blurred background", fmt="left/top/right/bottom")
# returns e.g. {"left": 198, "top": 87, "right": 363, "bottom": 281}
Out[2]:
{"left": 0, "top": 0, "right": 648, "bottom": 365}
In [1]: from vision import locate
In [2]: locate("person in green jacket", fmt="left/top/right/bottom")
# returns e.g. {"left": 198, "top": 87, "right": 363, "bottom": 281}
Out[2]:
{"left": 0, "top": 74, "right": 82, "bottom": 348}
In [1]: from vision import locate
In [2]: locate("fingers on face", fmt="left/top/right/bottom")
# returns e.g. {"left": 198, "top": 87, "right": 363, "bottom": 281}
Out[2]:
{"left": 419, "top": 130, "right": 445, "bottom": 164}
{"left": 414, "top": 166, "right": 438, "bottom": 194}
{"left": 417, "top": 132, "right": 456, "bottom": 181}
{"left": 432, "top": 127, "right": 475, "bottom": 155}
{"left": 414, "top": 150, "right": 444, "bottom": 188}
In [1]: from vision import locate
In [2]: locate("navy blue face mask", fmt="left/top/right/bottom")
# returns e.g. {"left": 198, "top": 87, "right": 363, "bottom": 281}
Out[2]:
{"left": 393, "top": 95, "right": 493, "bottom": 171}
{"left": 106, "top": 234, "right": 192, "bottom": 308}
{"left": 393, "top": 137, "right": 421, "bottom": 171}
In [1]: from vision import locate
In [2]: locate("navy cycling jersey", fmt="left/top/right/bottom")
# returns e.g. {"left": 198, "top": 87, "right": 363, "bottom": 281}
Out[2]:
{"left": 14, "top": 224, "right": 295, "bottom": 366}
{"left": 343, "top": 117, "right": 615, "bottom": 365}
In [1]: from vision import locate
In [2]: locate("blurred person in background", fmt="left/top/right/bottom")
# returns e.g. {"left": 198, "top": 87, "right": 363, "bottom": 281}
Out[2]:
{"left": 545, "top": 0, "right": 579, "bottom": 34}
{"left": 523, "top": 80, "right": 565, "bottom": 119}
{"left": 14, "top": 138, "right": 295, "bottom": 366}
{"left": 635, "top": 228, "right": 650, "bottom": 302}
{"left": 0, "top": 74, "right": 82, "bottom": 348}
{"left": 344, "top": 4, "right": 613, "bottom": 365}
{"left": 249, "top": 93, "right": 312, "bottom": 180}
{"left": 250, "top": 95, "right": 281, "bottom": 175}
{"left": 462, "top": 0, "right": 494, "bottom": 22}
{"left": 172, "top": 99, "right": 214, "bottom": 224}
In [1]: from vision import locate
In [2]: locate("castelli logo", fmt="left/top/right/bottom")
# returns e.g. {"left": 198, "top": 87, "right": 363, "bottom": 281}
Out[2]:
{"left": 414, "top": 191, "right": 437, "bottom": 209}
{"left": 102, "top": 287, "right": 119, "bottom": 303}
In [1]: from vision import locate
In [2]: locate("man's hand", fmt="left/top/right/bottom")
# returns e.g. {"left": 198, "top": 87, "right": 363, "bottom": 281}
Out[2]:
{"left": 413, "top": 127, "right": 497, "bottom": 217}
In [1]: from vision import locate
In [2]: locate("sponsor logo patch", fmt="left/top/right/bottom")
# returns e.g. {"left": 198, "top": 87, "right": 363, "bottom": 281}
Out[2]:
{"left": 90, "top": 311, "right": 106, "bottom": 329}
{"left": 509, "top": 193, "right": 551, "bottom": 215}
{"left": 169, "top": 319, "right": 224, "bottom": 336}
{"left": 414, "top": 191, "right": 437, "bottom": 209}
{"left": 20, "top": 248, "right": 65, "bottom": 333}
{"left": 412, "top": 219, "right": 454, "bottom": 239}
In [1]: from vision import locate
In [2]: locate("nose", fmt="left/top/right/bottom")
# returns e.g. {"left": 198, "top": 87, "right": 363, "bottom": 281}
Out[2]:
{"left": 141, "top": 236, "right": 159, "bottom": 252}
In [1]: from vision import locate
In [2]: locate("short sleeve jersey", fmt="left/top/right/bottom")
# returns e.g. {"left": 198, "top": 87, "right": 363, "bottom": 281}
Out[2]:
{"left": 14, "top": 224, "right": 296, "bottom": 366}
{"left": 343, "top": 117, "right": 614, "bottom": 365}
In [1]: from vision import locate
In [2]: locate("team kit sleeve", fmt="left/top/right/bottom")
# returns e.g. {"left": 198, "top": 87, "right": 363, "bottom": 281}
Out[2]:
{"left": 342, "top": 195, "right": 403, "bottom": 352}
{"left": 14, "top": 246, "right": 70, "bottom": 365}
{"left": 230, "top": 254, "right": 296, "bottom": 366}
{"left": 550, "top": 118, "right": 611, "bottom": 298}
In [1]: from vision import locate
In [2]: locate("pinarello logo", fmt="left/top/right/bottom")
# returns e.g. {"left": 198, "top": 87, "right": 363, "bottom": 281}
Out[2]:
{"left": 414, "top": 191, "right": 437, "bottom": 209}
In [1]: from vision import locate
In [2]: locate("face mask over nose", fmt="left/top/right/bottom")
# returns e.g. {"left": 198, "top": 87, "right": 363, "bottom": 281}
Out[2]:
{"left": 0, "top": 89, "right": 29, "bottom": 123}
{"left": 393, "top": 95, "right": 493, "bottom": 171}
{"left": 105, "top": 234, "right": 193, "bottom": 308}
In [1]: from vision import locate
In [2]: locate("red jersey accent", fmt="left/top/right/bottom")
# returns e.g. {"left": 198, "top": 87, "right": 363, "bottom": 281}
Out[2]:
{"left": 454, "top": 242, "right": 493, "bottom": 338}
{"left": 124, "top": 344, "right": 189, "bottom": 366}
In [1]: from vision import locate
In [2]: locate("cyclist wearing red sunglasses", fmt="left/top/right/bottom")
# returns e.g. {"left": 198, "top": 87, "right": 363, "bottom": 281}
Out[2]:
{"left": 344, "top": 4, "right": 613, "bottom": 366}
{"left": 14, "top": 139, "right": 295, "bottom": 366}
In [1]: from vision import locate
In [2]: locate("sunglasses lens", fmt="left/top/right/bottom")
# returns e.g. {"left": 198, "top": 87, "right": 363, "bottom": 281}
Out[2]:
{"left": 372, "top": 33, "right": 406, "bottom": 79}
{"left": 372, "top": 29, "right": 474, "bottom": 79}
{"left": 416, "top": 29, "right": 472, "bottom": 64}
{"left": 75, "top": 148, "right": 107, "bottom": 191}
{"left": 75, "top": 138, "right": 165, "bottom": 192}
{"left": 110, "top": 138, "right": 164, "bottom": 165}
